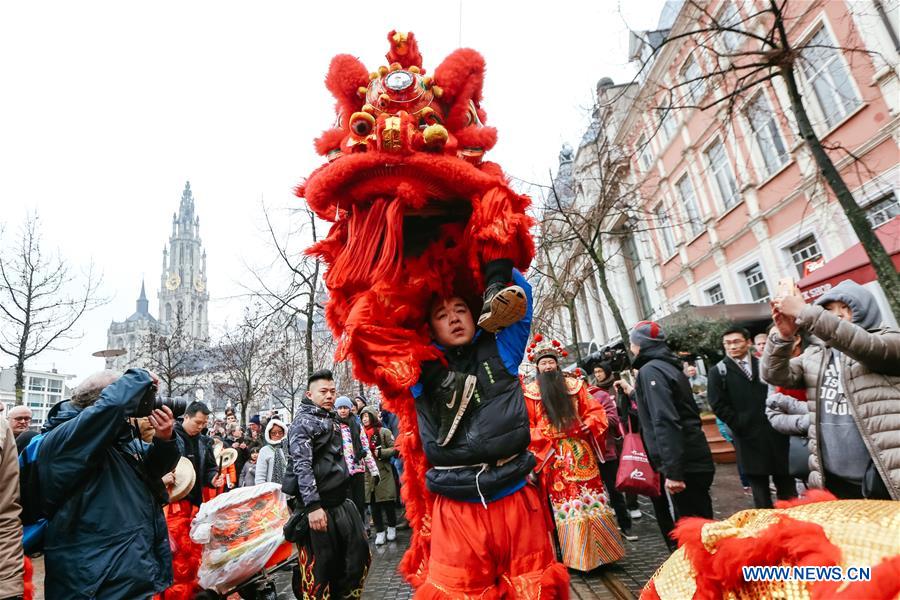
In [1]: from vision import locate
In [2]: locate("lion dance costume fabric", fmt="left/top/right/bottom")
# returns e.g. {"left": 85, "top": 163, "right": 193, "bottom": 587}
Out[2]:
{"left": 644, "top": 491, "right": 900, "bottom": 599}
{"left": 299, "top": 31, "right": 536, "bottom": 588}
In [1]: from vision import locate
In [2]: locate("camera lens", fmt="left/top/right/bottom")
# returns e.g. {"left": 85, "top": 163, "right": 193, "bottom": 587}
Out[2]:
{"left": 154, "top": 396, "right": 188, "bottom": 418}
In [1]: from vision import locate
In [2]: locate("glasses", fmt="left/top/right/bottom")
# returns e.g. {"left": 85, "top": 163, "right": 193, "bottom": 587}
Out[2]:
{"left": 12, "top": 416, "right": 31, "bottom": 422}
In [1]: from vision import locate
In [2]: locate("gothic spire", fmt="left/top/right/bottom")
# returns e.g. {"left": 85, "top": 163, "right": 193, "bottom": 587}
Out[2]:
{"left": 136, "top": 280, "right": 149, "bottom": 315}
{"left": 178, "top": 181, "right": 195, "bottom": 234}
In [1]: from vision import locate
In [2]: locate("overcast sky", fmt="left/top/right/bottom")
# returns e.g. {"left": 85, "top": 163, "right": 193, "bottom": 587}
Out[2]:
{"left": 0, "top": 0, "right": 667, "bottom": 385}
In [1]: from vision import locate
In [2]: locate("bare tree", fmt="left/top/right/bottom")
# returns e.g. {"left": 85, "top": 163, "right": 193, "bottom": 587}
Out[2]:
{"left": 213, "top": 306, "right": 277, "bottom": 426}
{"left": 268, "top": 317, "right": 308, "bottom": 418}
{"left": 533, "top": 97, "right": 668, "bottom": 360}
{"left": 0, "top": 214, "right": 106, "bottom": 404}
{"left": 250, "top": 204, "right": 325, "bottom": 378}
{"left": 532, "top": 220, "right": 591, "bottom": 363}
{"left": 630, "top": 0, "right": 900, "bottom": 316}
{"left": 138, "top": 313, "right": 198, "bottom": 398}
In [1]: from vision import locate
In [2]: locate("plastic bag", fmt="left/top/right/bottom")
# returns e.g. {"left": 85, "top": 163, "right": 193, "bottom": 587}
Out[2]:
{"left": 190, "top": 482, "right": 291, "bottom": 593}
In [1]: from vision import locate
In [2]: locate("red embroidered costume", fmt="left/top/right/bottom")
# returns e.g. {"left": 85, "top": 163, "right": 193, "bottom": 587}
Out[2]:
{"left": 524, "top": 336, "right": 624, "bottom": 571}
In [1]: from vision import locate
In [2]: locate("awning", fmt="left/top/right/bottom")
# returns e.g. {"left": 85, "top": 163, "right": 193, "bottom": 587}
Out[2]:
{"left": 798, "top": 216, "right": 900, "bottom": 301}
{"left": 658, "top": 302, "right": 772, "bottom": 327}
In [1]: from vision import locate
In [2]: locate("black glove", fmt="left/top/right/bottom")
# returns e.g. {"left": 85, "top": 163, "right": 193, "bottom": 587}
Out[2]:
{"left": 373, "top": 475, "right": 381, "bottom": 487}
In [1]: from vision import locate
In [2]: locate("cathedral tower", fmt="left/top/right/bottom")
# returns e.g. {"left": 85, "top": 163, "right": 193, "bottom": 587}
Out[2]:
{"left": 159, "top": 181, "right": 209, "bottom": 341}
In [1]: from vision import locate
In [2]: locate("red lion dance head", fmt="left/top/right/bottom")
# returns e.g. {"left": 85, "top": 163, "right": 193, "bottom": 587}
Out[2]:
{"left": 298, "top": 31, "right": 534, "bottom": 584}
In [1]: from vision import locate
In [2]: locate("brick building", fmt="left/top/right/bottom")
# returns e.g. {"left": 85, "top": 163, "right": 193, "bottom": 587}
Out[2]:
{"left": 557, "top": 0, "right": 900, "bottom": 351}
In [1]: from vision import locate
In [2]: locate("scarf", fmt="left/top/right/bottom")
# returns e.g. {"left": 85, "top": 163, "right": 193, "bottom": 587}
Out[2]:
{"left": 270, "top": 441, "right": 285, "bottom": 484}
{"left": 364, "top": 424, "right": 380, "bottom": 456}
{"left": 595, "top": 373, "right": 616, "bottom": 394}
{"left": 337, "top": 413, "right": 365, "bottom": 462}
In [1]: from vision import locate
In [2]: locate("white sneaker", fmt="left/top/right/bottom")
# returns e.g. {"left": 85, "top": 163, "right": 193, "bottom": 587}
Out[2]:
{"left": 629, "top": 509, "right": 643, "bottom": 519}
{"left": 375, "top": 531, "right": 386, "bottom": 546}
{"left": 386, "top": 526, "right": 397, "bottom": 541}
{"left": 621, "top": 530, "right": 639, "bottom": 542}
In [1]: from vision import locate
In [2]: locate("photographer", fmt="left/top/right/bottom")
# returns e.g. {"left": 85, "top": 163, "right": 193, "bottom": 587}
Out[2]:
{"left": 764, "top": 280, "right": 900, "bottom": 500}
{"left": 37, "top": 369, "right": 180, "bottom": 599}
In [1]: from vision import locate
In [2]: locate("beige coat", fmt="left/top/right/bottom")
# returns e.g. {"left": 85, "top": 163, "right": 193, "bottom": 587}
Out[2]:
{"left": 0, "top": 421, "right": 23, "bottom": 597}
{"left": 761, "top": 304, "right": 900, "bottom": 499}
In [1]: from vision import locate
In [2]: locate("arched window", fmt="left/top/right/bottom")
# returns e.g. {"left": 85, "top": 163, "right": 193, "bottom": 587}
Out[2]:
{"left": 165, "top": 303, "right": 173, "bottom": 321}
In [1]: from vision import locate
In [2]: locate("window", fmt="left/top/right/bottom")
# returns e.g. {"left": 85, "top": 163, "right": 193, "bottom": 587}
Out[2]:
{"left": 787, "top": 235, "right": 823, "bottom": 278}
{"left": 47, "top": 379, "right": 62, "bottom": 393}
{"left": 676, "top": 175, "right": 704, "bottom": 236}
{"left": 706, "top": 284, "right": 725, "bottom": 305}
{"left": 658, "top": 100, "right": 677, "bottom": 144}
{"left": 864, "top": 191, "right": 900, "bottom": 228}
{"left": 624, "top": 233, "right": 653, "bottom": 319}
{"left": 719, "top": 2, "right": 742, "bottom": 53}
{"left": 680, "top": 56, "right": 707, "bottom": 105}
{"left": 637, "top": 134, "right": 653, "bottom": 171}
{"left": 745, "top": 93, "right": 789, "bottom": 177}
{"left": 743, "top": 263, "right": 770, "bottom": 302}
{"left": 655, "top": 205, "right": 677, "bottom": 256}
{"left": 28, "top": 377, "right": 46, "bottom": 392}
{"left": 800, "top": 26, "right": 861, "bottom": 129}
{"left": 705, "top": 140, "right": 740, "bottom": 209}
{"left": 26, "top": 393, "right": 43, "bottom": 407}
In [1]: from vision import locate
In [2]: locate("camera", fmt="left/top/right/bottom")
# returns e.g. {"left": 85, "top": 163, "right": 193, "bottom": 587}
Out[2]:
{"left": 580, "top": 345, "right": 631, "bottom": 377}
{"left": 135, "top": 385, "right": 188, "bottom": 418}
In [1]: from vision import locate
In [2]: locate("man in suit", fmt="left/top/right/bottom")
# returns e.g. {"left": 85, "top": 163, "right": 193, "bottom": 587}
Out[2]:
{"left": 709, "top": 327, "right": 796, "bottom": 508}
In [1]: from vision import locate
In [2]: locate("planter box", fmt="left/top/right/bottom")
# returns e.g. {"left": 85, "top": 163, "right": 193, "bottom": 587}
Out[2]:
{"left": 701, "top": 413, "right": 735, "bottom": 464}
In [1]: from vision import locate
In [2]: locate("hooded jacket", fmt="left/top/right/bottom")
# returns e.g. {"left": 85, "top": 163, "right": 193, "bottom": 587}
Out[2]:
{"left": 361, "top": 406, "right": 397, "bottom": 502}
{"left": 37, "top": 369, "right": 180, "bottom": 599}
{"left": 256, "top": 418, "right": 288, "bottom": 485}
{"left": 287, "top": 402, "right": 349, "bottom": 511}
{"left": 761, "top": 280, "right": 900, "bottom": 499}
{"left": 632, "top": 344, "right": 714, "bottom": 481}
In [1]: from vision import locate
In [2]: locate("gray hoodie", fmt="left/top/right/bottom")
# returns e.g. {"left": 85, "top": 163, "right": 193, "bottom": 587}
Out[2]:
{"left": 813, "top": 281, "right": 879, "bottom": 483}
{"left": 814, "top": 280, "right": 881, "bottom": 330}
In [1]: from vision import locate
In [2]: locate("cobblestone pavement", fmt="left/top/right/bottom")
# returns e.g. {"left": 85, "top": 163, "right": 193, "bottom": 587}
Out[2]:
{"left": 30, "top": 466, "right": 753, "bottom": 599}
{"left": 603, "top": 462, "right": 754, "bottom": 596}
{"left": 270, "top": 463, "right": 758, "bottom": 598}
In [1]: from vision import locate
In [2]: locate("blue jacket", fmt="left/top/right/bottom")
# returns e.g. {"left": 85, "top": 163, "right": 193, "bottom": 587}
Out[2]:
{"left": 38, "top": 369, "right": 180, "bottom": 599}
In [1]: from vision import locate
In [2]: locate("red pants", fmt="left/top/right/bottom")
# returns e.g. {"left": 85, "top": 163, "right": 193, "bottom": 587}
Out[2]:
{"left": 416, "top": 485, "right": 569, "bottom": 599}
{"left": 156, "top": 500, "right": 202, "bottom": 600}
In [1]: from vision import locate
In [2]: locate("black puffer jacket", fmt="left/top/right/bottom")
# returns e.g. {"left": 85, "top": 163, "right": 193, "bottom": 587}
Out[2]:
{"left": 173, "top": 421, "right": 218, "bottom": 506}
{"left": 416, "top": 332, "right": 535, "bottom": 500}
{"left": 287, "top": 401, "right": 349, "bottom": 510}
{"left": 633, "top": 345, "right": 714, "bottom": 481}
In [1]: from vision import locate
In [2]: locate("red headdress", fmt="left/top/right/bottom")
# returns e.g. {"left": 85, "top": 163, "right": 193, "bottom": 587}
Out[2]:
{"left": 527, "top": 333, "right": 569, "bottom": 364}
{"left": 298, "top": 33, "right": 535, "bottom": 585}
